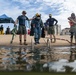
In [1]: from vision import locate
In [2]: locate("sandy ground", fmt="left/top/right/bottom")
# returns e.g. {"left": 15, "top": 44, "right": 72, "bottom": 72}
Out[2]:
{"left": 0, "top": 34, "right": 74, "bottom": 47}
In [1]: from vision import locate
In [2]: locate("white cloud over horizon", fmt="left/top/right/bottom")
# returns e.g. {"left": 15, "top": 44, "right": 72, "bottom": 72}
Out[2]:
{"left": 0, "top": 0, "right": 76, "bottom": 30}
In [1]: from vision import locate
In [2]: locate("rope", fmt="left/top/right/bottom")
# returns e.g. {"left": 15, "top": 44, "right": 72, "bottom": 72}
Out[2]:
{"left": 56, "top": 38, "right": 76, "bottom": 45}
{"left": 56, "top": 38, "right": 71, "bottom": 43}
{"left": 43, "top": 37, "right": 76, "bottom": 45}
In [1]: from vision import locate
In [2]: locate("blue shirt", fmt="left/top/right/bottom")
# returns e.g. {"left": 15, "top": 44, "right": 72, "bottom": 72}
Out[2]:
{"left": 17, "top": 15, "right": 29, "bottom": 26}
{"left": 46, "top": 18, "right": 58, "bottom": 26}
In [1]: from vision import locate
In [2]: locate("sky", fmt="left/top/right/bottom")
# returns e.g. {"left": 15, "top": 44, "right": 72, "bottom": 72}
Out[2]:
{"left": 0, "top": 0, "right": 76, "bottom": 30}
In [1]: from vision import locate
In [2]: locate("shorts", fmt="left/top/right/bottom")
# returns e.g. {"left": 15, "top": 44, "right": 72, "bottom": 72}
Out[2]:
{"left": 48, "top": 26, "right": 55, "bottom": 34}
{"left": 69, "top": 25, "right": 76, "bottom": 33}
{"left": 18, "top": 25, "right": 26, "bottom": 34}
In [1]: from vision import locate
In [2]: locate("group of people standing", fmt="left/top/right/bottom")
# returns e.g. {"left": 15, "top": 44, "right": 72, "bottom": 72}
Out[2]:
{"left": 14, "top": 10, "right": 58, "bottom": 45}
{"left": 9, "top": 10, "right": 76, "bottom": 45}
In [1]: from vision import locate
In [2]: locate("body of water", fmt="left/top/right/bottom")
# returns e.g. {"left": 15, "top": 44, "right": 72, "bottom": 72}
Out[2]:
{"left": 0, "top": 46, "right": 76, "bottom": 72}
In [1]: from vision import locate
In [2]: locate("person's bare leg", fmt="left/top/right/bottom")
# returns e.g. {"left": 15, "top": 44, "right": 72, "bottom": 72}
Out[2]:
{"left": 74, "top": 33, "right": 76, "bottom": 45}
{"left": 45, "top": 31, "right": 47, "bottom": 36}
{"left": 70, "top": 32, "right": 73, "bottom": 45}
{"left": 53, "top": 34, "right": 56, "bottom": 43}
{"left": 45, "top": 30, "right": 48, "bottom": 36}
{"left": 19, "top": 34, "right": 22, "bottom": 45}
{"left": 24, "top": 34, "right": 27, "bottom": 45}
{"left": 70, "top": 37, "right": 73, "bottom": 45}
{"left": 50, "top": 34, "right": 52, "bottom": 42}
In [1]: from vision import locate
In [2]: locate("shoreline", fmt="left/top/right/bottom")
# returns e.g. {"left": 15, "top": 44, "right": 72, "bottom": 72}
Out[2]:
{"left": 0, "top": 44, "right": 74, "bottom": 48}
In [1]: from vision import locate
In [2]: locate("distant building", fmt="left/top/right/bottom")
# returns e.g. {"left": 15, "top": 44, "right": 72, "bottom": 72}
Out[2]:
{"left": 54, "top": 24, "right": 61, "bottom": 35}
{"left": 61, "top": 28, "right": 70, "bottom": 35}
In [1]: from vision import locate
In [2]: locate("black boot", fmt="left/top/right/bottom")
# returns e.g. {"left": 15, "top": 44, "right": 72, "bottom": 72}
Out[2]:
{"left": 24, "top": 40, "right": 27, "bottom": 45}
{"left": 34, "top": 38, "right": 37, "bottom": 45}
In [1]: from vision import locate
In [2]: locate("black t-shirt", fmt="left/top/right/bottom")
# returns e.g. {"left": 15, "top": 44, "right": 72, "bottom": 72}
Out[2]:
{"left": 46, "top": 18, "right": 58, "bottom": 26}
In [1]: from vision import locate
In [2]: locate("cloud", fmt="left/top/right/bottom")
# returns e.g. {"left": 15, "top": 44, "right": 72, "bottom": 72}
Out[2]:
{"left": 0, "top": 0, "right": 76, "bottom": 30}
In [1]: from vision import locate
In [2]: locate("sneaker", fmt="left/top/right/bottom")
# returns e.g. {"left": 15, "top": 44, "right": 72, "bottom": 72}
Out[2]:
{"left": 37, "top": 42, "right": 40, "bottom": 44}
{"left": 34, "top": 42, "right": 37, "bottom": 45}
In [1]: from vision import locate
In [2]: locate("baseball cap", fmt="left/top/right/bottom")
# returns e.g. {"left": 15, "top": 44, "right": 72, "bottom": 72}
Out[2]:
{"left": 22, "top": 11, "right": 26, "bottom": 14}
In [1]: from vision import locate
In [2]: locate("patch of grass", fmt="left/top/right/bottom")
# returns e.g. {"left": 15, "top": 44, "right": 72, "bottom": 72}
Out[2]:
{"left": 0, "top": 72, "right": 76, "bottom": 75}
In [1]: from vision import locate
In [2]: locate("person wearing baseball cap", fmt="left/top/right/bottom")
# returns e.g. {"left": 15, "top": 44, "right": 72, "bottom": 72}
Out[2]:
{"left": 46, "top": 14, "right": 58, "bottom": 43}
{"left": 15, "top": 10, "right": 29, "bottom": 45}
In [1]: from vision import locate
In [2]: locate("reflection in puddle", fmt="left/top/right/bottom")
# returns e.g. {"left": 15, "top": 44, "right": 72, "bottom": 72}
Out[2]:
{"left": 46, "top": 59, "right": 76, "bottom": 72}
{"left": 0, "top": 46, "right": 76, "bottom": 72}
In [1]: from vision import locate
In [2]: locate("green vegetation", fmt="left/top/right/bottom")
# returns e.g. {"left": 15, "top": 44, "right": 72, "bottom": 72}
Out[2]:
{"left": 0, "top": 72, "right": 76, "bottom": 75}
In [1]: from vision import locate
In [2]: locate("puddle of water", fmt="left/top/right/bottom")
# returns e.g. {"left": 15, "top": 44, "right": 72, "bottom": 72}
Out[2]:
{"left": 43, "top": 59, "right": 76, "bottom": 72}
{"left": 0, "top": 46, "right": 76, "bottom": 72}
